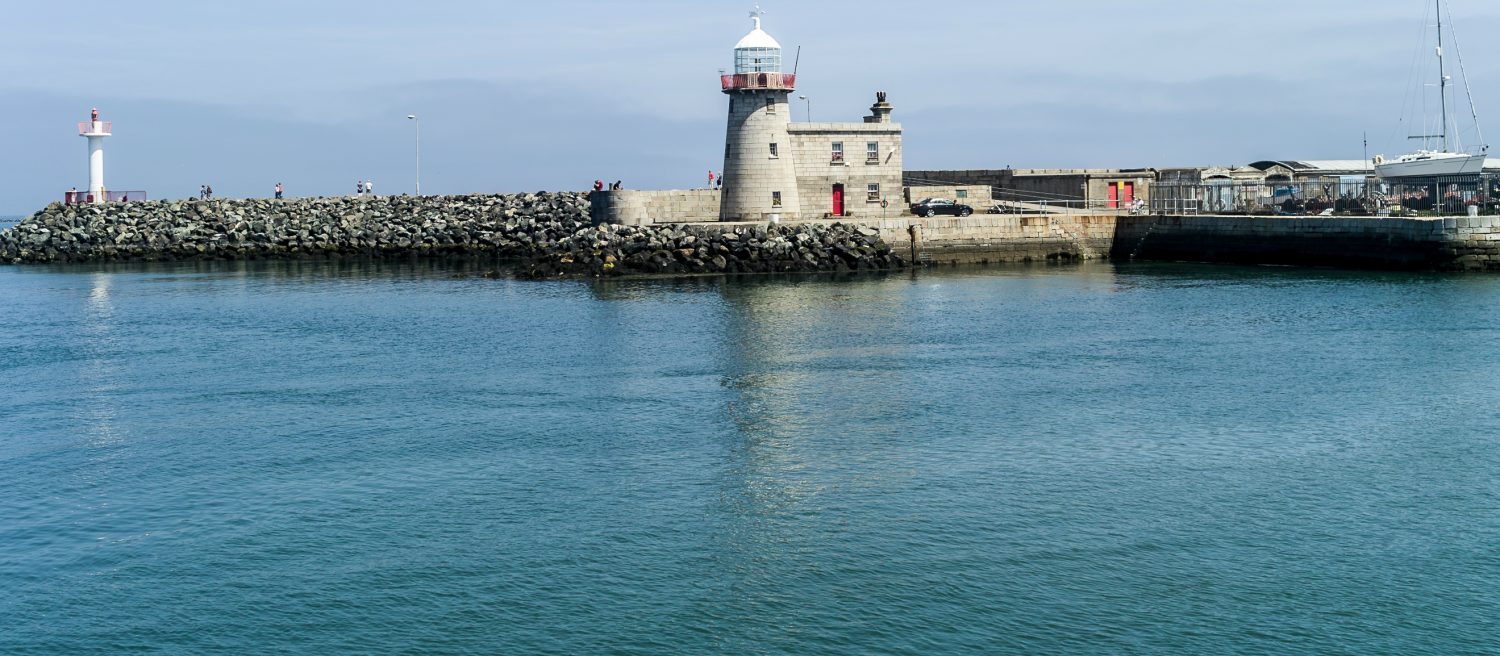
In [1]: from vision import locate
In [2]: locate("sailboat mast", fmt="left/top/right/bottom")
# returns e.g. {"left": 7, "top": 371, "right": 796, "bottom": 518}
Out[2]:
{"left": 1437, "top": 0, "right": 1450, "bottom": 152}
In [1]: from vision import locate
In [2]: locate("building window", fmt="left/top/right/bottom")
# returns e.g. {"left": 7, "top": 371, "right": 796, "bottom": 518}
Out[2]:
{"left": 831, "top": 142, "right": 844, "bottom": 163}
{"left": 769, "top": 143, "right": 779, "bottom": 158}
{"left": 772, "top": 191, "right": 782, "bottom": 207}
{"left": 867, "top": 183, "right": 881, "bottom": 201}
{"left": 956, "top": 189, "right": 968, "bottom": 199}
{"left": 766, "top": 98, "right": 776, "bottom": 114}
{"left": 867, "top": 142, "right": 879, "bottom": 163}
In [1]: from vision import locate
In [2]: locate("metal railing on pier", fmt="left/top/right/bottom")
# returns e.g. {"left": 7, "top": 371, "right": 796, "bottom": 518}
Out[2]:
{"left": 64, "top": 190, "right": 147, "bottom": 205}
{"left": 906, "top": 176, "right": 1139, "bottom": 216}
{"left": 1152, "top": 174, "right": 1500, "bottom": 216}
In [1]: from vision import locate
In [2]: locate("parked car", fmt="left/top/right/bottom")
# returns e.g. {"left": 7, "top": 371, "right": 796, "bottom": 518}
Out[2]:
{"left": 910, "top": 197, "right": 973, "bottom": 217}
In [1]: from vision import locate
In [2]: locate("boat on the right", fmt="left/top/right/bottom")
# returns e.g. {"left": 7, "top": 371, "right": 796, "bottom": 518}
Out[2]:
{"left": 1374, "top": 149, "right": 1485, "bottom": 178}
{"left": 1375, "top": 0, "right": 1488, "bottom": 179}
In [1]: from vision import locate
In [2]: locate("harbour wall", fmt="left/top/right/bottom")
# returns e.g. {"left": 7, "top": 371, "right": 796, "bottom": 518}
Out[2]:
{"left": 6, "top": 190, "right": 1500, "bottom": 272}
{"left": 1112, "top": 215, "right": 1500, "bottom": 271}
{"left": 0, "top": 193, "right": 594, "bottom": 264}
{"left": 873, "top": 214, "right": 1115, "bottom": 265}
{"left": 0, "top": 193, "right": 907, "bottom": 276}
{"left": 852, "top": 213, "right": 1500, "bottom": 270}
{"left": 588, "top": 189, "right": 721, "bottom": 226}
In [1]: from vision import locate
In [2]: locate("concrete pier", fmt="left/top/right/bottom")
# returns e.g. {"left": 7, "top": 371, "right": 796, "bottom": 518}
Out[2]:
{"left": 1112, "top": 214, "right": 1500, "bottom": 271}
{"left": 847, "top": 213, "right": 1499, "bottom": 271}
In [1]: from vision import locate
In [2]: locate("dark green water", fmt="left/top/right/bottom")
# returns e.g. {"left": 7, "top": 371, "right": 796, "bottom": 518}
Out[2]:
{"left": 2, "top": 260, "right": 1499, "bottom": 654}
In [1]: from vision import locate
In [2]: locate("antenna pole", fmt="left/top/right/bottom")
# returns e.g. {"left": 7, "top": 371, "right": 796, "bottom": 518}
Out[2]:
{"left": 792, "top": 46, "right": 801, "bottom": 77}
{"left": 1437, "top": 0, "right": 1450, "bottom": 152}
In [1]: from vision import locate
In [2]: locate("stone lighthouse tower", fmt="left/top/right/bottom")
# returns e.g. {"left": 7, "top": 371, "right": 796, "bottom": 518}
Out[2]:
{"left": 719, "top": 8, "right": 800, "bottom": 222}
{"left": 79, "top": 108, "right": 112, "bottom": 204}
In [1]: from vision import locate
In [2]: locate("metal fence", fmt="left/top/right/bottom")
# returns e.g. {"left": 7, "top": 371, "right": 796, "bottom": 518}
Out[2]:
{"left": 64, "top": 190, "right": 147, "bottom": 205}
{"left": 1152, "top": 174, "right": 1500, "bottom": 216}
{"left": 988, "top": 188, "right": 1140, "bottom": 215}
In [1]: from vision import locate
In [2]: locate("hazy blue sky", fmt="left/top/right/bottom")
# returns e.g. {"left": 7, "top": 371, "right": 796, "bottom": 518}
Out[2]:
{"left": 4, "top": 0, "right": 1500, "bottom": 213}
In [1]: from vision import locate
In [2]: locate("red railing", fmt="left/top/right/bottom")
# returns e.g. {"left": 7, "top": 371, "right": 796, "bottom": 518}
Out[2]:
{"left": 721, "top": 72, "right": 796, "bottom": 91}
{"left": 78, "top": 122, "right": 112, "bottom": 135}
{"left": 64, "top": 190, "right": 145, "bottom": 205}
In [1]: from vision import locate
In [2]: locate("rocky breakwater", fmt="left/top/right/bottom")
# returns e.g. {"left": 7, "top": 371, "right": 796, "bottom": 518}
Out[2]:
{"left": 520, "top": 222, "right": 906, "bottom": 278}
{"left": 0, "top": 193, "right": 591, "bottom": 264}
{"left": 0, "top": 193, "right": 906, "bottom": 277}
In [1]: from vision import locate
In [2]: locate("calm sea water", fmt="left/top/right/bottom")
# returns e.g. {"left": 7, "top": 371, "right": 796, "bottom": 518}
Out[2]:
{"left": 2, "top": 260, "right": 1499, "bottom": 654}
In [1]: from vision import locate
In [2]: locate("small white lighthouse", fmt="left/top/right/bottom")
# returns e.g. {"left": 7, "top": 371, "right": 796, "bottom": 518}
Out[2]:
{"left": 79, "top": 108, "right": 112, "bottom": 203}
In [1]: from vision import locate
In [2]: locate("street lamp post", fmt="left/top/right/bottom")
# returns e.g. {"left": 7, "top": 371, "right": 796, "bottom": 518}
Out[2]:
{"left": 798, "top": 95, "right": 810, "bottom": 122}
{"left": 406, "top": 114, "right": 421, "bottom": 196}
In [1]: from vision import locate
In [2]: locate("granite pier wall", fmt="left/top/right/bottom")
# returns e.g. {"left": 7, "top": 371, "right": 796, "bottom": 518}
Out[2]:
{"left": 1112, "top": 215, "right": 1500, "bottom": 271}
{"left": 588, "top": 189, "right": 721, "bottom": 226}
{"left": 875, "top": 214, "right": 1500, "bottom": 271}
{"left": 871, "top": 214, "right": 1115, "bottom": 265}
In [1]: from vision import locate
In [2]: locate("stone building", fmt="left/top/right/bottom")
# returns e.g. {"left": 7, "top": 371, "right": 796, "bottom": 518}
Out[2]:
{"left": 904, "top": 168, "right": 1154, "bottom": 211}
{"left": 719, "top": 11, "right": 903, "bottom": 221}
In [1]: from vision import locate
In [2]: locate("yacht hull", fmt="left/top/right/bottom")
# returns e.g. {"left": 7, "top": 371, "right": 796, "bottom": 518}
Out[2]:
{"left": 1376, "top": 153, "right": 1486, "bottom": 178}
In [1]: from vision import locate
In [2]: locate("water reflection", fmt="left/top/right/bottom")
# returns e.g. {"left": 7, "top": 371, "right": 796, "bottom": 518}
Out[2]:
{"left": 80, "top": 273, "right": 124, "bottom": 448}
{"left": 26, "top": 256, "right": 521, "bottom": 283}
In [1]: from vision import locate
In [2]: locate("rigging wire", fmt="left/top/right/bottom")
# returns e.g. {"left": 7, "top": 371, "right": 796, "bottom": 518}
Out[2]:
{"left": 1444, "top": 0, "right": 1486, "bottom": 153}
{"left": 1393, "top": 0, "right": 1430, "bottom": 153}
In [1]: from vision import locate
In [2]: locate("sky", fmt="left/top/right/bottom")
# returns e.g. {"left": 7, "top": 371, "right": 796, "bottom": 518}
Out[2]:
{"left": 4, "top": 0, "right": 1500, "bottom": 214}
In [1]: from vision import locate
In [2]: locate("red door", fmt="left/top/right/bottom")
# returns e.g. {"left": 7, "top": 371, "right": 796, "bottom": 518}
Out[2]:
{"left": 832, "top": 184, "right": 845, "bottom": 216}
{"left": 1107, "top": 182, "right": 1120, "bottom": 209}
{"left": 1122, "top": 182, "right": 1135, "bottom": 206}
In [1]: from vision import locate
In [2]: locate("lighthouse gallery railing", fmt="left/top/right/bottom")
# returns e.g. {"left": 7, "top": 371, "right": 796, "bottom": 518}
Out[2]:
{"left": 720, "top": 73, "right": 796, "bottom": 91}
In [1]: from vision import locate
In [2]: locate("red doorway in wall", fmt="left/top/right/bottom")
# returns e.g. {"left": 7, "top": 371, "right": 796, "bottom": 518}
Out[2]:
{"left": 832, "top": 184, "right": 845, "bottom": 216}
{"left": 1107, "top": 181, "right": 1135, "bottom": 210}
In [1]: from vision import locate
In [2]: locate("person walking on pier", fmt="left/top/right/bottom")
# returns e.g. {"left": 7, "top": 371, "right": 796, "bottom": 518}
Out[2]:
{"left": 356, "top": 180, "right": 364, "bottom": 196}
{"left": 365, "top": 180, "right": 374, "bottom": 197}
{"left": 275, "top": 182, "right": 284, "bottom": 200}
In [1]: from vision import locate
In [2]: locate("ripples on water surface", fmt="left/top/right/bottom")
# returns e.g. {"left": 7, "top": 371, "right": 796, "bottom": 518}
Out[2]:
{"left": 1, "top": 260, "right": 1498, "bottom": 654}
